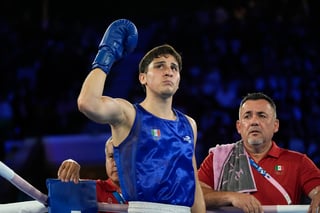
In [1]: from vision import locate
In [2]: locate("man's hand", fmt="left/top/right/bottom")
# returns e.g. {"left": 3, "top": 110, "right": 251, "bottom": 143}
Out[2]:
{"left": 57, "top": 159, "right": 80, "bottom": 184}
{"left": 230, "top": 192, "right": 264, "bottom": 213}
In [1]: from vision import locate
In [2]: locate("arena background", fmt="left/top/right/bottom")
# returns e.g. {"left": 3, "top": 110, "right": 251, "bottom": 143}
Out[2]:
{"left": 1, "top": 0, "right": 319, "bottom": 203}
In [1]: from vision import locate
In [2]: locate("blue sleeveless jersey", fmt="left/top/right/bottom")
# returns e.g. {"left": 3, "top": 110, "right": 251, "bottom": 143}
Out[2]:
{"left": 113, "top": 104, "right": 195, "bottom": 206}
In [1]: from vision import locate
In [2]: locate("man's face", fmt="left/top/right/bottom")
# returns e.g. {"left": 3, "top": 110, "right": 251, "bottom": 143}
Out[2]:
{"left": 139, "top": 54, "right": 180, "bottom": 98}
{"left": 236, "top": 99, "right": 279, "bottom": 147}
{"left": 106, "top": 141, "right": 118, "bottom": 182}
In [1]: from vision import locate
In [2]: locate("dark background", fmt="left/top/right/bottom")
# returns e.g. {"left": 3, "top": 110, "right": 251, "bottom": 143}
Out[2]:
{"left": 1, "top": 0, "right": 320, "bottom": 203}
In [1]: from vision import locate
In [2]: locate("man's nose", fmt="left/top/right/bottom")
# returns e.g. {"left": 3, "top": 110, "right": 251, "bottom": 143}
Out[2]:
{"left": 250, "top": 115, "right": 260, "bottom": 125}
{"left": 164, "top": 68, "right": 173, "bottom": 76}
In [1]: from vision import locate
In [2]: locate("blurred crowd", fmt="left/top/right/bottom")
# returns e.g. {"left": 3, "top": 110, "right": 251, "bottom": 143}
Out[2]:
{"left": 1, "top": 1, "right": 320, "bottom": 202}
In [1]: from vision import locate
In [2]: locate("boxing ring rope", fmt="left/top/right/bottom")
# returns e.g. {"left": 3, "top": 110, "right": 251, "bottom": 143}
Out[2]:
{"left": 0, "top": 202, "right": 310, "bottom": 213}
{"left": 0, "top": 161, "right": 48, "bottom": 205}
{"left": 0, "top": 161, "right": 310, "bottom": 213}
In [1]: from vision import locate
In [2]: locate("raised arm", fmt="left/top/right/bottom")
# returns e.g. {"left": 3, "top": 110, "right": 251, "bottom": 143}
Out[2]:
{"left": 77, "top": 19, "right": 138, "bottom": 125}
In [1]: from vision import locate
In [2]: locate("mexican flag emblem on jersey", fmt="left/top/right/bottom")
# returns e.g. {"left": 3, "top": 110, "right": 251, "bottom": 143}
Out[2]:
{"left": 275, "top": 165, "right": 282, "bottom": 171}
{"left": 274, "top": 165, "right": 284, "bottom": 173}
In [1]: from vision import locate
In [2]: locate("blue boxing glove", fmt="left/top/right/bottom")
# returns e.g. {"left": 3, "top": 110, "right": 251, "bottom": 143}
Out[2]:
{"left": 92, "top": 19, "right": 138, "bottom": 74}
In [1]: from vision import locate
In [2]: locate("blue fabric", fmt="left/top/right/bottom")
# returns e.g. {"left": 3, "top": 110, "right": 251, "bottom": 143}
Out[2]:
{"left": 46, "top": 178, "right": 98, "bottom": 213}
{"left": 114, "top": 104, "right": 195, "bottom": 206}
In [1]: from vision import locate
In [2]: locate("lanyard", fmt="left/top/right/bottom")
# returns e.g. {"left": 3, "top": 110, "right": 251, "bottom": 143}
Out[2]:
{"left": 249, "top": 157, "right": 292, "bottom": 204}
{"left": 112, "top": 191, "right": 127, "bottom": 204}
